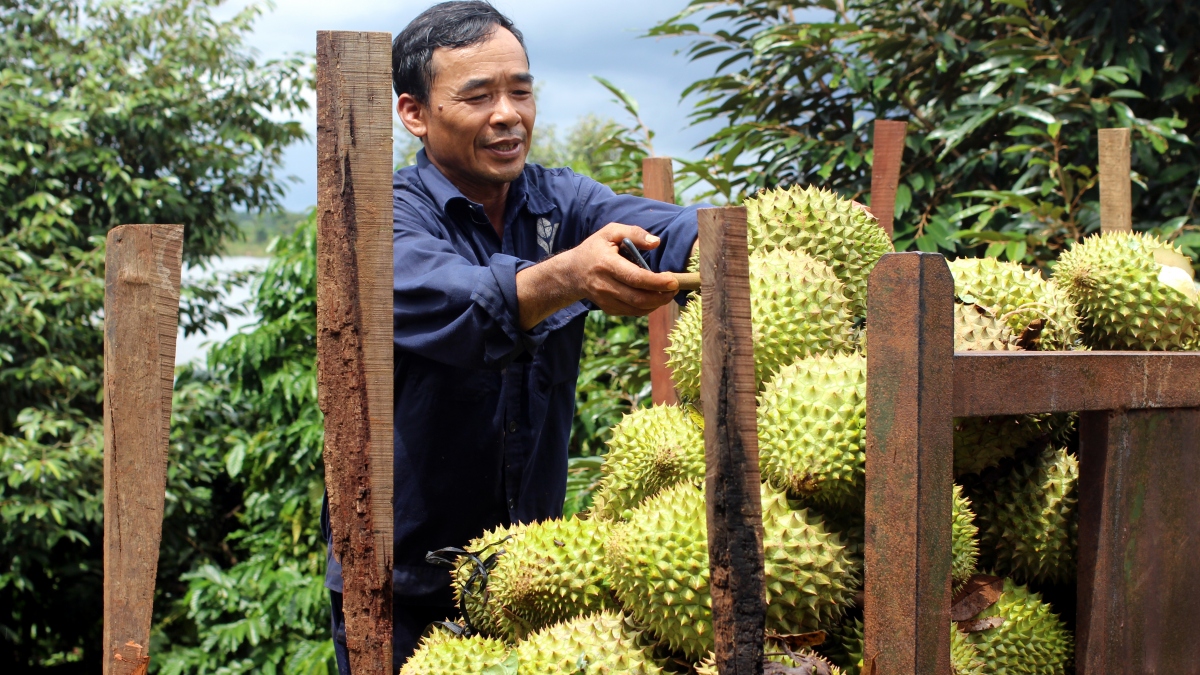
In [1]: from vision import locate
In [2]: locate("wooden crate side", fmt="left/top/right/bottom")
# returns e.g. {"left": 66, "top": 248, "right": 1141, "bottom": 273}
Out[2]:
{"left": 864, "top": 252, "right": 955, "bottom": 675}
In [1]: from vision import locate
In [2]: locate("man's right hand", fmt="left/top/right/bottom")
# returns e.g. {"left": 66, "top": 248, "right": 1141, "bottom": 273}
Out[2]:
{"left": 515, "top": 223, "right": 680, "bottom": 331}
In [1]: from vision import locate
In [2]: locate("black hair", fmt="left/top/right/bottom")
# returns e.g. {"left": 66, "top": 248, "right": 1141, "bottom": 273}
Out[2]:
{"left": 392, "top": 1, "right": 526, "bottom": 104}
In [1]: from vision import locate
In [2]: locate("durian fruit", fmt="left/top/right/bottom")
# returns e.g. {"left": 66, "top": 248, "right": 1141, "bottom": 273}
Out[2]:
{"left": 977, "top": 447, "right": 1078, "bottom": 584}
{"left": 955, "top": 302, "right": 1022, "bottom": 351}
{"left": 513, "top": 611, "right": 663, "bottom": 674}
{"left": 744, "top": 185, "right": 895, "bottom": 316}
{"left": 590, "top": 405, "right": 704, "bottom": 520}
{"left": 696, "top": 649, "right": 843, "bottom": 675}
{"left": 952, "top": 486, "right": 980, "bottom": 587}
{"left": 833, "top": 620, "right": 985, "bottom": 675}
{"left": 453, "top": 516, "right": 615, "bottom": 641}
{"left": 400, "top": 629, "right": 512, "bottom": 675}
{"left": 605, "top": 483, "right": 858, "bottom": 661}
{"left": 961, "top": 578, "right": 1073, "bottom": 675}
{"left": 757, "top": 353, "right": 866, "bottom": 509}
{"left": 948, "top": 257, "right": 1080, "bottom": 350}
{"left": 666, "top": 247, "right": 855, "bottom": 400}
{"left": 953, "top": 412, "right": 1071, "bottom": 477}
{"left": 1053, "top": 231, "right": 1200, "bottom": 350}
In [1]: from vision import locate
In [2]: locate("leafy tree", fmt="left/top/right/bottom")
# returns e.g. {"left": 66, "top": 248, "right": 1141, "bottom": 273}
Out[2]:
{"left": 652, "top": 0, "right": 1198, "bottom": 264}
{"left": 0, "top": 0, "right": 307, "bottom": 669}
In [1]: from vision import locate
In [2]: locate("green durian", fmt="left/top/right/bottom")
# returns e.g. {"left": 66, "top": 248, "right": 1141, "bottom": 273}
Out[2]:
{"left": 745, "top": 185, "right": 894, "bottom": 316}
{"left": 977, "top": 447, "right": 1078, "bottom": 584}
{"left": 513, "top": 611, "right": 663, "bottom": 674}
{"left": 833, "top": 620, "right": 984, "bottom": 675}
{"left": 1054, "top": 231, "right": 1200, "bottom": 350}
{"left": 453, "top": 516, "right": 615, "bottom": 641}
{"left": 953, "top": 412, "right": 1072, "bottom": 477}
{"left": 605, "top": 483, "right": 858, "bottom": 661}
{"left": 400, "top": 629, "right": 512, "bottom": 675}
{"left": 666, "top": 247, "right": 855, "bottom": 400}
{"left": 955, "top": 302, "right": 1022, "bottom": 351}
{"left": 962, "top": 578, "right": 1073, "bottom": 675}
{"left": 696, "top": 649, "right": 844, "bottom": 675}
{"left": 590, "top": 405, "right": 705, "bottom": 520}
{"left": 757, "top": 353, "right": 866, "bottom": 509}
{"left": 952, "top": 485, "right": 980, "bottom": 586}
{"left": 948, "top": 257, "right": 1080, "bottom": 350}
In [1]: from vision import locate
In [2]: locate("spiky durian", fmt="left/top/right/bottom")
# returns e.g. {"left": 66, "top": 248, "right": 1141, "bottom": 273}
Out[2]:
{"left": 453, "top": 516, "right": 615, "bottom": 641}
{"left": 977, "top": 447, "right": 1078, "bottom": 584}
{"left": 757, "top": 353, "right": 866, "bottom": 509}
{"left": 948, "top": 257, "right": 1080, "bottom": 350}
{"left": 1054, "top": 231, "right": 1200, "bottom": 350}
{"left": 952, "top": 486, "right": 980, "bottom": 586}
{"left": 744, "top": 185, "right": 894, "bottom": 316}
{"left": 955, "top": 302, "right": 1022, "bottom": 351}
{"left": 400, "top": 629, "right": 511, "bottom": 675}
{"left": 961, "top": 578, "right": 1073, "bottom": 675}
{"left": 666, "top": 247, "right": 855, "bottom": 400}
{"left": 832, "top": 620, "right": 984, "bottom": 675}
{"left": 605, "top": 483, "right": 858, "bottom": 661}
{"left": 590, "top": 405, "right": 704, "bottom": 520}
{"left": 513, "top": 611, "right": 663, "bottom": 674}
{"left": 953, "top": 412, "right": 1071, "bottom": 477}
{"left": 696, "top": 649, "right": 843, "bottom": 675}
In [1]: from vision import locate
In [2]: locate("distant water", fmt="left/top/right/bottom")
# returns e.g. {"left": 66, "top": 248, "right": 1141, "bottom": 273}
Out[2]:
{"left": 175, "top": 256, "right": 267, "bottom": 365}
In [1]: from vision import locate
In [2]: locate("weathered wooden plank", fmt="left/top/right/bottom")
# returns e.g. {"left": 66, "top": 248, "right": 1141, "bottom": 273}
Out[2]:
{"left": 699, "top": 206, "right": 765, "bottom": 675}
{"left": 1076, "top": 408, "right": 1200, "bottom": 675}
{"left": 864, "top": 252, "right": 955, "bottom": 675}
{"left": 952, "top": 351, "right": 1200, "bottom": 417}
{"left": 316, "top": 30, "right": 394, "bottom": 675}
{"left": 869, "top": 119, "right": 907, "bottom": 238}
{"left": 1099, "top": 128, "right": 1132, "bottom": 233}
{"left": 103, "top": 224, "right": 183, "bottom": 675}
{"left": 644, "top": 157, "right": 681, "bottom": 406}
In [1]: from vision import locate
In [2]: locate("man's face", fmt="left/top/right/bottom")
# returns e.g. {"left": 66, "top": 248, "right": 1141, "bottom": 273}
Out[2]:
{"left": 399, "top": 28, "right": 535, "bottom": 191}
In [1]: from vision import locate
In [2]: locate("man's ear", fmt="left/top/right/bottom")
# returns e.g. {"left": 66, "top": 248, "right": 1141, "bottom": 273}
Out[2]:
{"left": 397, "top": 93, "right": 428, "bottom": 139}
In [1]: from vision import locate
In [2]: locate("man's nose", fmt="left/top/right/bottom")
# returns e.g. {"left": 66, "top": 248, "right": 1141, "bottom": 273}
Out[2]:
{"left": 490, "top": 94, "right": 522, "bottom": 128}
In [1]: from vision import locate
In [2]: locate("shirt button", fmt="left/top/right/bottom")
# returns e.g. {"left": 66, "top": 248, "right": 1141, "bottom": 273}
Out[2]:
{"left": 508, "top": 420, "right": 518, "bottom": 433}
{"left": 507, "top": 498, "right": 516, "bottom": 510}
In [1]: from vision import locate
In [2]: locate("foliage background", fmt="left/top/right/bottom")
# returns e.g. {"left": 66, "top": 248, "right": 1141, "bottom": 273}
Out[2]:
{"left": 1, "top": 0, "right": 1196, "bottom": 672}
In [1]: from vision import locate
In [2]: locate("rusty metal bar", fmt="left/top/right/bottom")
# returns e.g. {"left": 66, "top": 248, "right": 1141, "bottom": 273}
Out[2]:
{"left": 953, "top": 351, "right": 1200, "bottom": 417}
{"left": 869, "top": 120, "right": 907, "bottom": 238}
{"left": 864, "top": 252, "right": 955, "bottom": 675}
{"left": 644, "top": 157, "right": 681, "bottom": 406}
{"left": 1076, "top": 409, "right": 1200, "bottom": 673}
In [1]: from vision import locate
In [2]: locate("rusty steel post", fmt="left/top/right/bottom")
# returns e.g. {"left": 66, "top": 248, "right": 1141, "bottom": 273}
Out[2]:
{"left": 644, "top": 157, "right": 681, "bottom": 406}
{"left": 864, "top": 252, "right": 955, "bottom": 675}
{"left": 870, "top": 120, "right": 907, "bottom": 238}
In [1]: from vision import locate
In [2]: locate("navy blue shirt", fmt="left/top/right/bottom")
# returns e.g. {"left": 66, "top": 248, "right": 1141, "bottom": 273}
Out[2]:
{"left": 325, "top": 150, "right": 700, "bottom": 601}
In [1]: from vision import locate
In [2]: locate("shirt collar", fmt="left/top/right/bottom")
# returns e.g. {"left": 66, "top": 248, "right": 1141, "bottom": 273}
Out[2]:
{"left": 415, "top": 148, "right": 556, "bottom": 219}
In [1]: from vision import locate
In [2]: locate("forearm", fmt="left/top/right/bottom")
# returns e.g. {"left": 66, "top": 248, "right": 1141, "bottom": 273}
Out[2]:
{"left": 515, "top": 252, "right": 583, "bottom": 331}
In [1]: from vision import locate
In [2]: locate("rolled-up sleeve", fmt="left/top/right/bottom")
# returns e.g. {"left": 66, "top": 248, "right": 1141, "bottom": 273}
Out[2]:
{"left": 393, "top": 207, "right": 549, "bottom": 370}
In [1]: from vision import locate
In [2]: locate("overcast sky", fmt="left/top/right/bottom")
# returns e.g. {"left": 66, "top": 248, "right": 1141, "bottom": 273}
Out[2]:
{"left": 217, "top": 0, "right": 730, "bottom": 211}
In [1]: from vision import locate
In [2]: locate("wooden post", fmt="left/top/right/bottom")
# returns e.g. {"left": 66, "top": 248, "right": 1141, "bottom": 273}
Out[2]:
{"left": 864, "top": 252, "right": 955, "bottom": 675}
{"left": 644, "top": 157, "right": 681, "bottom": 406}
{"left": 699, "top": 206, "right": 765, "bottom": 675}
{"left": 316, "top": 30, "right": 394, "bottom": 675}
{"left": 103, "top": 224, "right": 183, "bottom": 675}
{"left": 1076, "top": 409, "right": 1200, "bottom": 674}
{"left": 1099, "top": 128, "right": 1132, "bottom": 233}
{"left": 870, "top": 120, "right": 907, "bottom": 238}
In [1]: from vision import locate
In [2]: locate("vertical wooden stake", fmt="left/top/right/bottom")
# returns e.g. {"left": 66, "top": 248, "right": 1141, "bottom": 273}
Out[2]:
{"left": 103, "top": 224, "right": 183, "bottom": 675}
{"left": 317, "top": 30, "right": 394, "bottom": 675}
{"left": 870, "top": 119, "right": 907, "bottom": 238}
{"left": 699, "top": 206, "right": 765, "bottom": 675}
{"left": 644, "top": 157, "right": 681, "bottom": 406}
{"left": 1099, "top": 128, "right": 1132, "bottom": 233}
{"left": 864, "top": 252, "right": 955, "bottom": 675}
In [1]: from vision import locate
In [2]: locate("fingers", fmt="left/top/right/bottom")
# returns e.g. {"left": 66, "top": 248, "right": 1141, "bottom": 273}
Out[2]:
{"left": 599, "top": 223, "right": 661, "bottom": 250}
{"left": 611, "top": 262, "right": 679, "bottom": 293}
{"left": 589, "top": 274, "right": 677, "bottom": 313}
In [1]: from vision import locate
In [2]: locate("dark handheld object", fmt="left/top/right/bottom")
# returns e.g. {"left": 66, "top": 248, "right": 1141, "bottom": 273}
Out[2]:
{"left": 618, "top": 237, "right": 653, "bottom": 271}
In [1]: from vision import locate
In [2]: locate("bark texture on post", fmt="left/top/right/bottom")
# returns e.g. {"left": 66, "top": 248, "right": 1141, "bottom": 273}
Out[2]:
{"left": 699, "top": 207, "right": 765, "bottom": 675}
{"left": 869, "top": 119, "right": 907, "bottom": 237}
{"left": 864, "top": 252, "right": 955, "bottom": 675}
{"left": 644, "top": 156, "right": 681, "bottom": 406}
{"left": 103, "top": 224, "right": 183, "bottom": 675}
{"left": 1076, "top": 409, "right": 1200, "bottom": 674}
{"left": 1098, "top": 128, "right": 1132, "bottom": 233}
{"left": 316, "top": 30, "right": 394, "bottom": 675}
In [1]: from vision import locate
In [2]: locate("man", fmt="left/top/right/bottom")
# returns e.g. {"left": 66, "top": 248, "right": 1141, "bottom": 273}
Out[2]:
{"left": 323, "top": 2, "right": 703, "bottom": 670}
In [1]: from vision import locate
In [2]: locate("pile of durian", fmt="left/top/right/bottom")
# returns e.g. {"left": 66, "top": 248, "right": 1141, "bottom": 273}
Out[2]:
{"left": 403, "top": 187, "right": 1199, "bottom": 674}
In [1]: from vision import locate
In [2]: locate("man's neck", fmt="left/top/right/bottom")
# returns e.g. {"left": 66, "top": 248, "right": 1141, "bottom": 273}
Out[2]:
{"left": 429, "top": 156, "right": 510, "bottom": 239}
